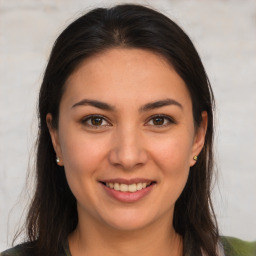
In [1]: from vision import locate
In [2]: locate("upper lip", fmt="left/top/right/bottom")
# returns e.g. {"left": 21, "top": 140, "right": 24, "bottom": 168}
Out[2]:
{"left": 100, "top": 178, "right": 155, "bottom": 185}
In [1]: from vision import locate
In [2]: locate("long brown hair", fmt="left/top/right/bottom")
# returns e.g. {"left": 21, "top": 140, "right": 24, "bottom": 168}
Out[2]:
{"left": 20, "top": 4, "right": 218, "bottom": 256}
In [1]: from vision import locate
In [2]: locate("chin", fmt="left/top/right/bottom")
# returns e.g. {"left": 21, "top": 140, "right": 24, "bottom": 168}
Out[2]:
{"left": 98, "top": 208, "right": 159, "bottom": 232}
{"left": 106, "top": 219, "right": 150, "bottom": 232}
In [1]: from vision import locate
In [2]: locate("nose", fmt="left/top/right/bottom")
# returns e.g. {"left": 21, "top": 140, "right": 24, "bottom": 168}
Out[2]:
{"left": 108, "top": 126, "right": 148, "bottom": 170}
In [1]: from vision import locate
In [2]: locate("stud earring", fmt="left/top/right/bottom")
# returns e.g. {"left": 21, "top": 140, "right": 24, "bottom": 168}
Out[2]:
{"left": 193, "top": 155, "right": 198, "bottom": 161}
{"left": 56, "top": 157, "right": 60, "bottom": 164}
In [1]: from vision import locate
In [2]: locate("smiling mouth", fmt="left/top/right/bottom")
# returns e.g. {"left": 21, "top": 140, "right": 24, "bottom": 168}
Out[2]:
{"left": 100, "top": 181, "right": 156, "bottom": 193}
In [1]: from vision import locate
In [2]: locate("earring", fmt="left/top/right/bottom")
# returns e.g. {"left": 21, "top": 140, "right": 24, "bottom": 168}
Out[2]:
{"left": 193, "top": 155, "right": 198, "bottom": 161}
{"left": 56, "top": 157, "right": 60, "bottom": 164}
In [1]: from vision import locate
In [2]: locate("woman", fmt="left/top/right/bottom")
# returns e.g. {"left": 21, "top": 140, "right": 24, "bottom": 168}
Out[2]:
{"left": 1, "top": 4, "right": 255, "bottom": 256}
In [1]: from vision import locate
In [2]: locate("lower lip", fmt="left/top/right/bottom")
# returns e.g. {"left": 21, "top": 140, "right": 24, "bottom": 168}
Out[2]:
{"left": 101, "top": 183, "right": 155, "bottom": 203}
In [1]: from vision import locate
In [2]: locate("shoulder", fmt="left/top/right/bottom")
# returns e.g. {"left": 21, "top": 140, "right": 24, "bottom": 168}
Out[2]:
{"left": 220, "top": 236, "right": 256, "bottom": 256}
{"left": 0, "top": 242, "right": 35, "bottom": 256}
{"left": 0, "top": 240, "right": 69, "bottom": 256}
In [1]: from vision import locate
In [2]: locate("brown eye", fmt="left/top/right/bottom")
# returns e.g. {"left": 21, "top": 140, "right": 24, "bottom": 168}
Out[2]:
{"left": 91, "top": 116, "right": 103, "bottom": 126}
{"left": 82, "top": 115, "right": 110, "bottom": 128}
{"left": 152, "top": 117, "right": 165, "bottom": 125}
{"left": 146, "top": 115, "right": 174, "bottom": 127}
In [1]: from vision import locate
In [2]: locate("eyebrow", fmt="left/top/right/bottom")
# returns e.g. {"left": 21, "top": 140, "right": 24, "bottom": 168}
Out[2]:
{"left": 72, "top": 99, "right": 116, "bottom": 111}
{"left": 71, "top": 98, "right": 183, "bottom": 112}
{"left": 139, "top": 98, "right": 183, "bottom": 112}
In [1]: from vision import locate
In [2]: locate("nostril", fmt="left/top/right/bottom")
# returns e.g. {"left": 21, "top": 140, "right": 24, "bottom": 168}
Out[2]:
{"left": 108, "top": 149, "right": 149, "bottom": 170}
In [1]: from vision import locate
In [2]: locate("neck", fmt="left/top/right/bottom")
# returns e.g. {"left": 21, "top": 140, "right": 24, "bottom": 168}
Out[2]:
{"left": 69, "top": 213, "right": 183, "bottom": 256}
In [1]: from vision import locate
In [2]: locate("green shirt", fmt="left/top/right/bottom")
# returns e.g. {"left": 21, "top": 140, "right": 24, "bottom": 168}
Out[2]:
{"left": 1, "top": 237, "right": 256, "bottom": 256}
{"left": 220, "top": 237, "right": 256, "bottom": 256}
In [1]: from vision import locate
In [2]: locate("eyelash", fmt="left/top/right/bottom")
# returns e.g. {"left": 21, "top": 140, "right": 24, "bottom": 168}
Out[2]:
{"left": 81, "top": 115, "right": 111, "bottom": 129}
{"left": 145, "top": 114, "right": 175, "bottom": 127}
{"left": 81, "top": 114, "right": 175, "bottom": 128}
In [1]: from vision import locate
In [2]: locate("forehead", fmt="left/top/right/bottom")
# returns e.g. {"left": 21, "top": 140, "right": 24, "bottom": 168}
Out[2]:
{"left": 63, "top": 48, "right": 192, "bottom": 109}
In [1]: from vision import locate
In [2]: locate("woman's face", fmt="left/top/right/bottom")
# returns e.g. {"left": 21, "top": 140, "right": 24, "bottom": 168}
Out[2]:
{"left": 47, "top": 48, "right": 207, "bottom": 231}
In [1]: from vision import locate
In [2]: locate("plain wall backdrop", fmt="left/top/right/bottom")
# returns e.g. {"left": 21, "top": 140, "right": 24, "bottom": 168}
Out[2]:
{"left": 0, "top": 0, "right": 255, "bottom": 251}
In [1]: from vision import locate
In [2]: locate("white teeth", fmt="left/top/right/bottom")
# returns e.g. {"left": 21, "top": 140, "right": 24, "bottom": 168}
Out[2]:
{"left": 128, "top": 184, "right": 137, "bottom": 192}
{"left": 105, "top": 182, "right": 152, "bottom": 192}
{"left": 136, "top": 183, "right": 143, "bottom": 190}
{"left": 120, "top": 184, "right": 128, "bottom": 192}
{"left": 114, "top": 183, "right": 120, "bottom": 191}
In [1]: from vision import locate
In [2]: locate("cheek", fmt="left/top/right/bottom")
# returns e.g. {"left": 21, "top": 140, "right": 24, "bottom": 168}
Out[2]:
{"left": 58, "top": 128, "right": 109, "bottom": 193}
{"left": 59, "top": 136, "right": 108, "bottom": 211}
{"left": 151, "top": 133, "right": 193, "bottom": 173}
{"left": 156, "top": 138, "right": 191, "bottom": 198}
{"left": 150, "top": 132, "right": 193, "bottom": 197}
{"left": 59, "top": 125, "right": 107, "bottom": 170}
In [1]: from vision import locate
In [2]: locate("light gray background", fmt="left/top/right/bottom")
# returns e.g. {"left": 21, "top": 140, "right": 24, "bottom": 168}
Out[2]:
{"left": 0, "top": 0, "right": 255, "bottom": 251}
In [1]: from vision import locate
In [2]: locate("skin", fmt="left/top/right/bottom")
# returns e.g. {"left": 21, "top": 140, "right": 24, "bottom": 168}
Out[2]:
{"left": 47, "top": 48, "right": 207, "bottom": 256}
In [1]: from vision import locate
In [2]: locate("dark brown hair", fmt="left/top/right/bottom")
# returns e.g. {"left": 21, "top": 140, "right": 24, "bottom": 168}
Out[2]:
{"left": 21, "top": 4, "right": 218, "bottom": 256}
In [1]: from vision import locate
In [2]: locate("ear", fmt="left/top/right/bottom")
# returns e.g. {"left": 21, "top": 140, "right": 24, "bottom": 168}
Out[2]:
{"left": 46, "top": 113, "right": 63, "bottom": 166}
{"left": 190, "top": 111, "right": 208, "bottom": 167}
